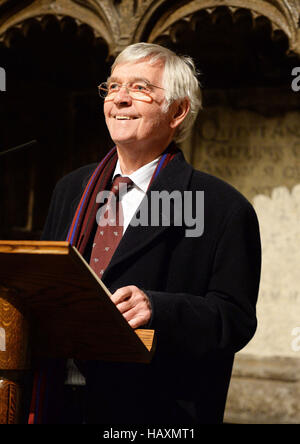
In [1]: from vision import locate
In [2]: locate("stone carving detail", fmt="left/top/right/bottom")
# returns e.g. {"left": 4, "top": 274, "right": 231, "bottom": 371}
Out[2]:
{"left": 0, "top": 0, "right": 299, "bottom": 56}
{"left": 145, "top": 1, "right": 300, "bottom": 55}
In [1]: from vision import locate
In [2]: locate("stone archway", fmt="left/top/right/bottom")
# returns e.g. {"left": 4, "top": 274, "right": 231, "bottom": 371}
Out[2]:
{"left": 135, "top": 0, "right": 300, "bottom": 56}
{"left": 2, "top": 1, "right": 298, "bottom": 57}
{"left": 0, "top": 0, "right": 115, "bottom": 54}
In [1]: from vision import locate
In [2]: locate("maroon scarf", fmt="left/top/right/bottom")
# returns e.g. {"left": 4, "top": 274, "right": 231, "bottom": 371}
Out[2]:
{"left": 66, "top": 144, "right": 179, "bottom": 256}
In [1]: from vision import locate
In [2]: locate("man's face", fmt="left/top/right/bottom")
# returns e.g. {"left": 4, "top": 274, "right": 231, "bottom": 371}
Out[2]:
{"left": 104, "top": 59, "right": 176, "bottom": 151}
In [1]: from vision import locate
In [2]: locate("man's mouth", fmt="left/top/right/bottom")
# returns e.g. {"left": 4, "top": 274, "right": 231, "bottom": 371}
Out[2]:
{"left": 113, "top": 116, "right": 139, "bottom": 120}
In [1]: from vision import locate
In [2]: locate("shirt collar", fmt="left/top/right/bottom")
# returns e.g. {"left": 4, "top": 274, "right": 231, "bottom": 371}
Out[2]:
{"left": 113, "top": 156, "right": 161, "bottom": 193}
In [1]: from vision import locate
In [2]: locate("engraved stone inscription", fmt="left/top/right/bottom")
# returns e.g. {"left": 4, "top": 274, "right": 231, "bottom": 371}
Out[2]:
{"left": 192, "top": 107, "right": 300, "bottom": 200}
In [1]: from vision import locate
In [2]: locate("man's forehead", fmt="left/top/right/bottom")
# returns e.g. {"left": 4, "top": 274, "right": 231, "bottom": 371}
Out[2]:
{"left": 108, "top": 75, "right": 150, "bottom": 83}
{"left": 110, "top": 59, "right": 165, "bottom": 79}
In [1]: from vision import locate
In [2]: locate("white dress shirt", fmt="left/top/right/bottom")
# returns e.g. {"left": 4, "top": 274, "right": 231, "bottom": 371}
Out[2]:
{"left": 112, "top": 156, "right": 161, "bottom": 233}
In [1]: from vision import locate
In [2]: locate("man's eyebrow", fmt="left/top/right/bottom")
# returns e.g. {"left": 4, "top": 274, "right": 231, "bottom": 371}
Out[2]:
{"left": 107, "top": 76, "right": 151, "bottom": 84}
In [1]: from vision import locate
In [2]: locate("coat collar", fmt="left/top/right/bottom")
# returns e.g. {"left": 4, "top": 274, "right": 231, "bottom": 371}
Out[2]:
{"left": 103, "top": 150, "right": 193, "bottom": 280}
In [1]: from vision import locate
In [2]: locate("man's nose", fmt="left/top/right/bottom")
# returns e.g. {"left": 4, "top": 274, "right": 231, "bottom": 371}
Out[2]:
{"left": 114, "top": 85, "right": 132, "bottom": 104}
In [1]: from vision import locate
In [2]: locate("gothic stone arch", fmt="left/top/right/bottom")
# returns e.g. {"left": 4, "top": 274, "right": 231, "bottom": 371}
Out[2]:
{"left": 0, "top": 1, "right": 299, "bottom": 56}
{"left": 135, "top": 0, "right": 300, "bottom": 56}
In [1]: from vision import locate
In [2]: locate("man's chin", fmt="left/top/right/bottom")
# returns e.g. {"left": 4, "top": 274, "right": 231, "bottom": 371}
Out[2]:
{"left": 113, "top": 139, "right": 141, "bottom": 151}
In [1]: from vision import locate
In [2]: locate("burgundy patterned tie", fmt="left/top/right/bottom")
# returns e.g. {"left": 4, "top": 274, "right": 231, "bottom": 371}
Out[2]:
{"left": 90, "top": 175, "right": 133, "bottom": 278}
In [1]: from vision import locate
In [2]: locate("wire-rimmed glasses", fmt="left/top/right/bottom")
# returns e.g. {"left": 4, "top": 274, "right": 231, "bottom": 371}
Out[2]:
{"left": 98, "top": 81, "right": 164, "bottom": 103}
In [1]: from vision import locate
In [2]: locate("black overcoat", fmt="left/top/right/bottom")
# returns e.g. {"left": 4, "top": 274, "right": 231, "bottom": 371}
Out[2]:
{"left": 42, "top": 150, "right": 261, "bottom": 424}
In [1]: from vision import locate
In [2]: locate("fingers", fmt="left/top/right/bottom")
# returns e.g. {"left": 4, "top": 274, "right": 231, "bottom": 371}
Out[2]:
{"left": 121, "top": 301, "right": 151, "bottom": 329}
{"left": 110, "top": 285, "right": 152, "bottom": 328}
{"left": 110, "top": 286, "right": 133, "bottom": 305}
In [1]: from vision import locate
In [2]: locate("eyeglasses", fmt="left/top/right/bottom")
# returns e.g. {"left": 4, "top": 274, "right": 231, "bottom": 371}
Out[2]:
{"left": 98, "top": 81, "right": 165, "bottom": 103}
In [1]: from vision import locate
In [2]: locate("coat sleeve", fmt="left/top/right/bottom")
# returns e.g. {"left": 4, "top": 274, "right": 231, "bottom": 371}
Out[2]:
{"left": 40, "top": 180, "right": 72, "bottom": 241}
{"left": 146, "top": 201, "right": 261, "bottom": 360}
{"left": 40, "top": 182, "right": 61, "bottom": 241}
{"left": 41, "top": 165, "right": 95, "bottom": 241}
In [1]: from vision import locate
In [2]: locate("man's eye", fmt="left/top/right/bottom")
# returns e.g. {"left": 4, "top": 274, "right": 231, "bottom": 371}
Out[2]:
{"left": 132, "top": 83, "right": 148, "bottom": 91}
{"left": 109, "top": 83, "right": 119, "bottom": 90}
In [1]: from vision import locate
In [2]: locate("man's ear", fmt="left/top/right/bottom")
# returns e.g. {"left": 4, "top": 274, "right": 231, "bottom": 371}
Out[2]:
{"left": 170, "top": 98, "right": 190, "bottom": 129}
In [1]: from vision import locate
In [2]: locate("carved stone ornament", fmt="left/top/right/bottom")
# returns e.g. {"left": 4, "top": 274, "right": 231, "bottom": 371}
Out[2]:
{"left": 0, "top": 0, "right": 299, "bottom": 56}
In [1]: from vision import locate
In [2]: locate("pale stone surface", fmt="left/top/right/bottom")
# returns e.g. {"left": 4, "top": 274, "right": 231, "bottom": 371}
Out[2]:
{"left": 243, "top": 185, "right": 300, "bottom": 357}
{"left": 225, "top": 375, "right": 300, "bottom": 423}
{"left": 226, "top": 184, "right": 300, "bottom": 423}
{"left": 225, "top": 354, "right": 300, "bottom": 424}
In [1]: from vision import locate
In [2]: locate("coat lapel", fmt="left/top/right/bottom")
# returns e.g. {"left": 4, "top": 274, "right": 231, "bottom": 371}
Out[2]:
{"left": 103, "top": 151, "right": 193, "bottom": 278}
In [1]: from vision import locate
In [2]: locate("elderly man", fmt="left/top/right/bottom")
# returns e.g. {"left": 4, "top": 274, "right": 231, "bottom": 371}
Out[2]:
{"left": 32, "top": 43, "right": 261, "bottom": 424}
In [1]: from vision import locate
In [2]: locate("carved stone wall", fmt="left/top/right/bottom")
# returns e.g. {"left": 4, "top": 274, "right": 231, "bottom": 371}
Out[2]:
{"left": 0, "top": 1, "right": 300, "bottom": 56}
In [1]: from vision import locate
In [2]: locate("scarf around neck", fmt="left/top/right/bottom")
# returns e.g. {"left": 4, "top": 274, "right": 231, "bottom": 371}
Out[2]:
{"left": 66, "top": 143, "right": 179, "bottom": 256}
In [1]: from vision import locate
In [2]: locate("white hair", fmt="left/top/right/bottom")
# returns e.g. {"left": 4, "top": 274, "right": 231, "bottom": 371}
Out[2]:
{"left": 111, "top": 42, "right": 202, "bottom": 143}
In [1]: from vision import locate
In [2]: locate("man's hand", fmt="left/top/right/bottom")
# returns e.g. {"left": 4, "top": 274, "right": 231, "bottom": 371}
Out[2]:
{"left": 110, "top": 285, "right": 152, "bottom": 329}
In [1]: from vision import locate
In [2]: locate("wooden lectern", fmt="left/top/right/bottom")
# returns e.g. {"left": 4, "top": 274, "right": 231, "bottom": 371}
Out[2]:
{"left": 0, "top": 241, "right": 155, "bottom": 424}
